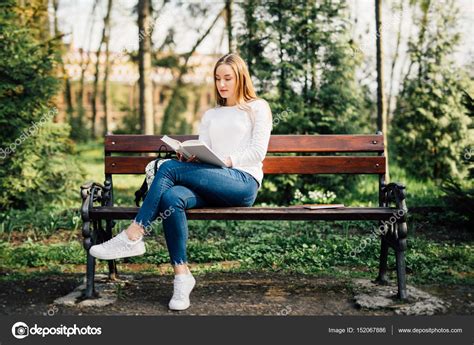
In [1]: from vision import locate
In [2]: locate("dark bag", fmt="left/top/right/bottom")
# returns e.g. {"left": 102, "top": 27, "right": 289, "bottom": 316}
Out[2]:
{"left": 134, "top": 144, "right": 174, "bottom": 207}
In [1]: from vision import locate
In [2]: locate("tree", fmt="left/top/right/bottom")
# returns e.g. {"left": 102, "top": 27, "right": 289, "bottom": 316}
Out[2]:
{"left": 52, "top": 0, "right": 73, "bottom": 124}
{"left": 138, "top": 0, "right": 154, "bottom": 135}
{"left": 391, "top": 0, "right": 473, "bottom": 180}
{"left": 73, "top": 0, "right": 99, "bottom": 142}
{"left": 239, "top": 0, "right": 273, "bottom": 92}
{"left": 101, "top": 0, "right": 113, "bottom": 135}
{"left": 375, "top": 0, "right": 389, "bottom": 182}
{"left": 91, "top": 0, "right": 112, "bottom": 138}
{"left": 160, "top": 5, "right": 225, "bottom": 134}
{"left": 387, "top": 0, "right": 406, "bottom": 118}
{"left": 237, "top": 0, "right": 372, "bottom": 204}
{"left": 0, "top": 0, "right": 83, "bottom": 209}
{"left": 225, "top": 0, "right": 234, "bottom": 52}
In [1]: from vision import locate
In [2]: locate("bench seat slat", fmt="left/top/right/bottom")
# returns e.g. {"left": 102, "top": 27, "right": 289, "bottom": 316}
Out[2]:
{"left": 105, "top": 134, "right": 384, "bottom": 153}
{"left": 89, "top": 206, "right": 399, "bottom": 221}
{"left": 105, "top": 156, "right": 385, "bottom": 174}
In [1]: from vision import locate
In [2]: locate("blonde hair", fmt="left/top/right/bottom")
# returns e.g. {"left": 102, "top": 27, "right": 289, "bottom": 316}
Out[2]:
{"left": 213, "top": 53, "right": 259, "bottom": 126}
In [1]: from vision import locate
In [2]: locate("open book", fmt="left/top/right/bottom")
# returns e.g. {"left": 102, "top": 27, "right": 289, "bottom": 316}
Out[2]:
{"left": 289, "top": 204, "right": 345, "bottom": 210}
{"left": 160, "top": 135, "right": 227, "bottom": 167}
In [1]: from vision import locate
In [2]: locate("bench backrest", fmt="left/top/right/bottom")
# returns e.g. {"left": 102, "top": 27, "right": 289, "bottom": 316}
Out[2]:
{"left": 103, "top": 134, "right": 385, "bottom": 175}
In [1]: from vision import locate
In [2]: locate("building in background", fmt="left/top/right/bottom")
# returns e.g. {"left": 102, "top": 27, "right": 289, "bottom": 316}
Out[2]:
{"left": 57, "top": 43, "right": 218, "bottom": 134}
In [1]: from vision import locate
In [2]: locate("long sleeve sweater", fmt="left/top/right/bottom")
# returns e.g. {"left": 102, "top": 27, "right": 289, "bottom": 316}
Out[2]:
{"left": 198, "top": 99, "right": 273, "bottom": 190}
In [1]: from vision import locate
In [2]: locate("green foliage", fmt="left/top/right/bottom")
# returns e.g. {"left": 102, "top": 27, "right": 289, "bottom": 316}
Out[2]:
{"left": 1, "top": 220, "right": 472, "bottom": 285}
{"left": 0, "top": 240, "right": 85, "bottom": 268}
{"left": 0, "top": 206, "right": 81, "bottom": 238}
{"left": 0, "top": 1, "right": 84, "bottom": 210}
{"left": 237, "top": 0, "right": 374, "bottom": 204}
{"left": 161, "top": 85, "right": 189, "bottom": 134}
{"left": 391, "top": 1, "right": 473, "bottom": 180}
{"left": 238, "top": 1, "right": 372, "bottom": 135}
{"left": 440, "top": 178, "right": 474, "bottom": 227}
{"left": 69, "top": 106, "right": 90, "bottom": 142}
{"left": 290, "top": 188, "right": 337, "bottom": 205}
{"left": 113, "top": 103, "right": 141, "bottom": 134}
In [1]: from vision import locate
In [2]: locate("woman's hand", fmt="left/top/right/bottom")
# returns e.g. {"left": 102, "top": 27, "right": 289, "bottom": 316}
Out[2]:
{"left": 224, "top": 157, "right": 232, "bottom": 167}
{"left": 177, "top": 152, "right": 199, "bottom": 163}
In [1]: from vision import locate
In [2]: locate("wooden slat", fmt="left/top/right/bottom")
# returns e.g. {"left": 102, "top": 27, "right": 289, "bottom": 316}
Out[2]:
{"left": 105, "top": 135, "right": 196, "bottom": 153}
{"left": 270, "top": 135, "right": 384, "bottom": 153}
{"left": 263, "top": 156, "right": 385, "bottom": 174}
{"left": 105, "top": 156, "right": 154, "bottom": 174}
{"left": 105, "top": 134, "right": 384, "bottom": 153}
{"left": 105, "top": 156, "right": 386, "bottom": 174}
{"left": 90, "top": 206, "right": 399, "bottom": 221}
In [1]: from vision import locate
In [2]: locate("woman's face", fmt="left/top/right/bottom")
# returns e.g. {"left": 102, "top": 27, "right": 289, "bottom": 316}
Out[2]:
{"left": 215, "top": 64, "right": 237, "bottom": 101}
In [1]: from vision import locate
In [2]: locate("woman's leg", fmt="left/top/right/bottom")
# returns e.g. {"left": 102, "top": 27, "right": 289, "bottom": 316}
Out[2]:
{"left": 133, "top": 159, "right": 258, "bottom": 231}
{"left": 158, "top": 185, "right": 209, "bottom": 270}
{"left": 91, "top": 159, "right": 258, "bottom": 266}
{"left": 134, "top": 159, "right": 257, "bottom": 272}
{"left": 140, "top": 160, "right": 258, "bottom": 310}
{"left": 90, "top": 159, "right": 259, "bottom": 310}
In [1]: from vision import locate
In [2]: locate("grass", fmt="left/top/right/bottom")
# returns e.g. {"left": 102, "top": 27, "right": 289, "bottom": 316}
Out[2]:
{"left": 75, "top": 140, "right": 145, "bottom": 207}
{"left": 0, "top": 141, "right": 472, "bottom": 288}
{"left": 0, "top": 219, "right": 472, "bottom": 286}
{"left": 338, "top": 164, "right": 445, "bottom": 207}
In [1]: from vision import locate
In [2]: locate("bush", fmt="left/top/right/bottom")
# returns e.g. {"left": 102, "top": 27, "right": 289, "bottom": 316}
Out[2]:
{"left": 0, "top": 1, "right": 84, "bottom": 210}
{"left": 391, "top": 2, "right": 473, "bottom": 181}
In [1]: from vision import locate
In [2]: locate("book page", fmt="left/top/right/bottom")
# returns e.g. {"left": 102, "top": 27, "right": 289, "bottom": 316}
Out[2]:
{"left": 161, "top": 135, "right": 181, "bottom": 151}
{"left": 160, "top": 135, "right": 225, "bottom": 166}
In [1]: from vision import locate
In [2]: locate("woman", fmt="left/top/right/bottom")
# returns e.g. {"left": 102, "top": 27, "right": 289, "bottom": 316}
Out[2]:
{"left": 89, "top": 53, "right": 273, "bottom": 311}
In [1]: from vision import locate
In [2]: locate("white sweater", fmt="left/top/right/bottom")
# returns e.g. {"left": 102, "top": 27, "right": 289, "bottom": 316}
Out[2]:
{"left": 198, "top": 99, "right": 273, "bottom": 190}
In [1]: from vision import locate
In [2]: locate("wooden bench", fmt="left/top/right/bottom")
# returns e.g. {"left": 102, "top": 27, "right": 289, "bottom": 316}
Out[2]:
{"left": 80, "top": 132, "right": 409, "bottom": 300}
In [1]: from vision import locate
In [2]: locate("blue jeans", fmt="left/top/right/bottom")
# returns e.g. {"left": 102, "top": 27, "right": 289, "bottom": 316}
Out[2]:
{"left": 134, "top": 159, "right": 259, "bottom": 266}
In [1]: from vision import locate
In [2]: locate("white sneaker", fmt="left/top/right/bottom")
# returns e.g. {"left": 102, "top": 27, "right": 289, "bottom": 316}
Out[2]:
{"left": 89, "top": 230, "right": 145, "bottom": 260}
{"left": 168, "top": 273, "right": 196, "bottom": 311}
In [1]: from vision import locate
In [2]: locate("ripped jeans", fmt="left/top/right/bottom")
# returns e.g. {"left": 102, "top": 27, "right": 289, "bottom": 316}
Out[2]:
{"left": 134, "top": 159, "right": 259, "bottom": 266}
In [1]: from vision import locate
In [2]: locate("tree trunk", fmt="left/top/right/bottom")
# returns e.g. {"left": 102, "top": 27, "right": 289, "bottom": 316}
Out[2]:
{"left": 39, "top": 0, "right": 50, "bottom": 41}
{"left": 277, "top": 0, "right": 286, "bottom": 102}
{"left": 375, "top": 0, "right": 390, "bottom": 182}
{"left": 138, "top": 0, "right": 154, "bottom": 135}
{"left": 387, "top": 0, "right": 405, "bottom": 119}
{"left": 416, "top": 0, "right": 431, "bottom": 83}
{"left": 160, "top": 7, "right": 225, "bottom": 134}
{"left": 52, "top": 0, "right": 73, "bottom": 125}
{"left": 91, "top": 0, "right": 112, "bottom": 139}
{"left": 102, "top": 0, "right": 113, "bottom": 136}
{"left": 225, "top": 0, "right": 234, "bottom": 52}
{"left": 243, "top": 0, "right": 257, "bottom": 75}
{"left": 78, "top": 0, "right": 99, "bottom": 113}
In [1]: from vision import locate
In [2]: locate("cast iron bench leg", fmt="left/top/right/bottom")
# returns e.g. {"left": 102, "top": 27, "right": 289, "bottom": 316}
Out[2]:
{"left": 395, "top": 248, "right": 408, "bottom": 300}
{"left": 84, "top": 251, "right": 96, "bottom": 298}
{"left": 375, "top": 235, "right": 389, "bottom": 285}
{"left": 396, "top": 221, "right": 409, "bottom": 300}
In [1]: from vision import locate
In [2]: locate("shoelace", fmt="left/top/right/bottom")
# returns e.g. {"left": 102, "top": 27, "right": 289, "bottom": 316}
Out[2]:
{"left": 102, "top": 234, "right": 126, "bottom": 248}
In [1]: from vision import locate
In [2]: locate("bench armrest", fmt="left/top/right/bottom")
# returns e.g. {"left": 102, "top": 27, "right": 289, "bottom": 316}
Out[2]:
{"left": 381, "top": 182, "right": 408, "bottom": 241}
{"left": 80, "top": 180, "right": 112, "bottom": 245}
{"left": 381, "top": 182, "right": 407, "bottom": 212}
